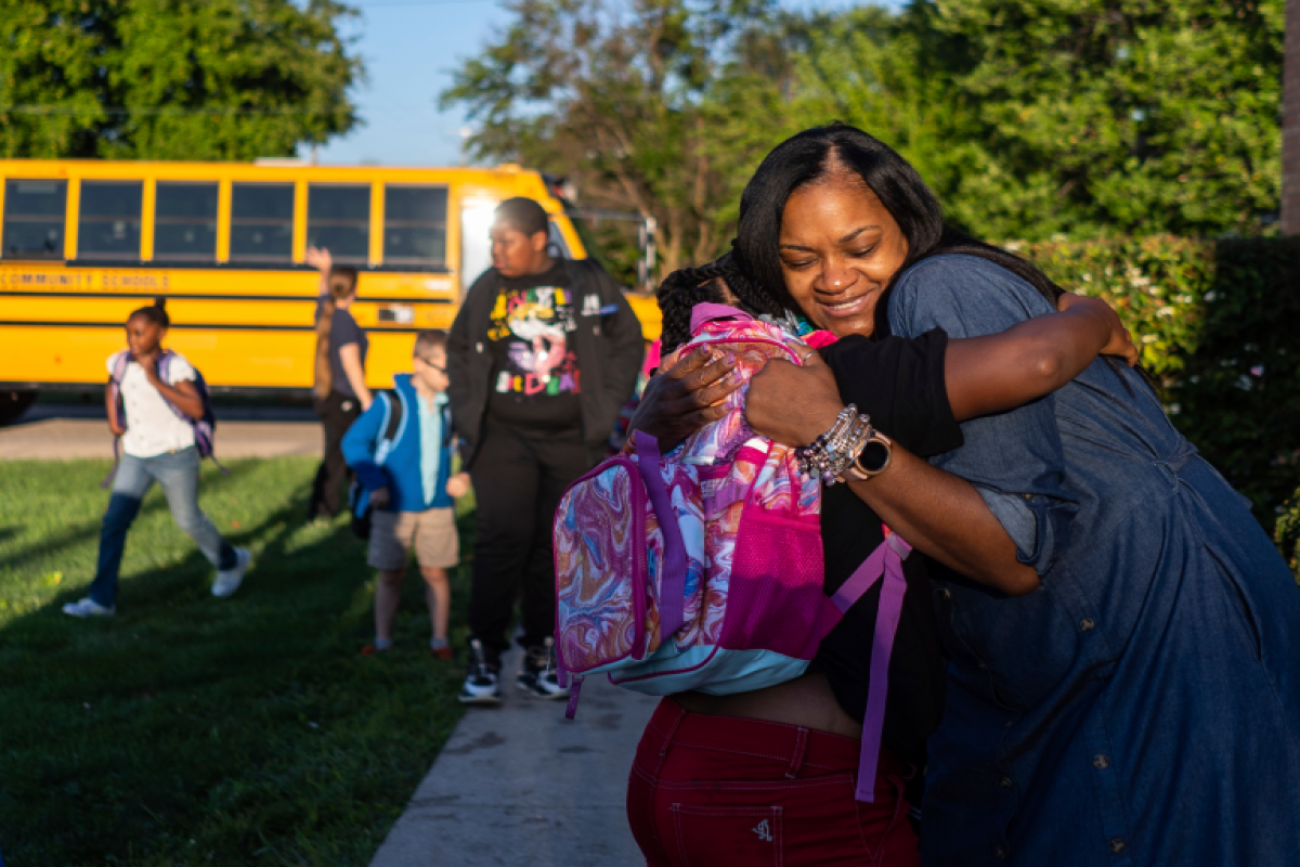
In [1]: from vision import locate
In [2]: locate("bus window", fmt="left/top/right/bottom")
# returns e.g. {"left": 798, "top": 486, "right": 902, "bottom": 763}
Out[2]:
{"left": 383, "top": 185, "right": 447, "bottom": 267}
{"left": 230, "top": 183, "right": 294, "bottom": 263}
{"left": 2, "top": 179, "right": 67, "bottom": 260}
{"left": 78, "top": 180, "right": 143, "bottom": 260}
{"left": 307, "top": 184, "right": 369, "bottom": 264}
{"left": 154, "top": 182, "right": 218, "bottom": 262}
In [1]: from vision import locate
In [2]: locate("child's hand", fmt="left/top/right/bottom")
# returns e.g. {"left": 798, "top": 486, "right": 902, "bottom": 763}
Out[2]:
{"left": 109, "top": 418, "right": 127, "bottom": 437}
{"left": 657, "top": 347, "right": 682, "bottom": 372}
{"left": 446, "top": 473, "right": 471, "bottom": 498}
{"left": 136, "top": 350, "right": 160, "bottom": 382}
{"left": 1057, "top": 294, "right": 1139, "bottom": 366}
{"left": 629, "top": 347, "right": 740, "bottom": 449}
{"left": 369, "top": 486, "right": 391, "bottom": 509}
{"left": 305, "top": 246, "right": 332, "bottom": 273}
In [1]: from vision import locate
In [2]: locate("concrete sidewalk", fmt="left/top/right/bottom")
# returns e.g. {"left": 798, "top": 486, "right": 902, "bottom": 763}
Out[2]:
{"left": 0, "top": 418, "right": 320, "bottom": 459}
{"left": 370, "top": 648, "right": 658, "bottom": 867}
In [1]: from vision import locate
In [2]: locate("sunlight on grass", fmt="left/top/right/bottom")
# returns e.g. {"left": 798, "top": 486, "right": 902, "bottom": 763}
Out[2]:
{"left": 0, "top": 458, "right": 472, "bottom": 866}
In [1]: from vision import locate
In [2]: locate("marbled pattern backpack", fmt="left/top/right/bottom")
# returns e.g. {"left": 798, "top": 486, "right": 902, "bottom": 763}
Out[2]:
{"left": 552, "top": 304, "right": 911, "bottom": 801}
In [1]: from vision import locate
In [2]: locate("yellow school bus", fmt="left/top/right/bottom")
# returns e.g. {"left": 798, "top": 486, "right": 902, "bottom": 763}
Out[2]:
{"left": 0, "top": 159, "right": 662, "bottom": 423}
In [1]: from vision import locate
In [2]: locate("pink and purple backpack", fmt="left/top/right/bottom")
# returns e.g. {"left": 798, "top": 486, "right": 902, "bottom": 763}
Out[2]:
{"left": 553, "top": 304, "right": 911, "bottom": 801}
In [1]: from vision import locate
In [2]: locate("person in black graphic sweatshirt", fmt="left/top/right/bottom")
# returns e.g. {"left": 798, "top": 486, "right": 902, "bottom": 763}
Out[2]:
{"left": 447, "top": 197, "right": 642, "bottom": 704}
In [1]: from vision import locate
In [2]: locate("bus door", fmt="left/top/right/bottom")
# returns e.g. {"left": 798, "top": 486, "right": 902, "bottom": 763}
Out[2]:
{"left": 459, "top": 199, "right": 496, "bottom": 295}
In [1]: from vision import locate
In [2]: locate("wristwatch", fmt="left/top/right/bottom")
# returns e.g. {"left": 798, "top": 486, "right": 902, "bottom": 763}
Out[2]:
{"left": 837, "top": 430, "right": 894, "bottom": 482}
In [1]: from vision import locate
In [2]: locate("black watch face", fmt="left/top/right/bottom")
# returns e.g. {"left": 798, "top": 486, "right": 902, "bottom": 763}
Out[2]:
{"left": 860, "top": 440, "right": 891, "bottom": 473}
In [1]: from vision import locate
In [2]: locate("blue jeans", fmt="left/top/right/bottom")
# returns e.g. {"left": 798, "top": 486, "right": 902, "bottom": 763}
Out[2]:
{"left": 88, "top": 447, "right": 236, "bottom": 606}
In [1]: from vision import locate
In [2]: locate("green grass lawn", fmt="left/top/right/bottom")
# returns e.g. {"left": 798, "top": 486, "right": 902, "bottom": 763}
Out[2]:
{"left": 0, "top": 458, "right": 473, "bottom": 866}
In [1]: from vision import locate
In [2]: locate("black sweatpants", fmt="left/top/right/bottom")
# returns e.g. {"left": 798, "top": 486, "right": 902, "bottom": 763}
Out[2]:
{"left": 468, "top": 422, "right": 592, "bottom": 657}
{"left": 308, "top": 391, "right": 361, "bottom": 520}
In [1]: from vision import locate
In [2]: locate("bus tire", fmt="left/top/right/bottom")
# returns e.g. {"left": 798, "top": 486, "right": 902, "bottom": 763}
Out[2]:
{"left": 0, "top": 390, "right": 36, "bottom": 426}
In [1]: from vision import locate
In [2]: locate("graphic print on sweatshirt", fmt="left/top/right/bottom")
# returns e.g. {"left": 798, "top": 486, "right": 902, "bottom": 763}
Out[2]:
{"left": 487, "top": 285, "right": 581, "bottom": 399}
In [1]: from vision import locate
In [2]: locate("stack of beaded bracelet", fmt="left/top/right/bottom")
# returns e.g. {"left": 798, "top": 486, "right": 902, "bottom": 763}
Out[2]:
{"left": 794, "top": 404, "right": 874, "bottom": 486}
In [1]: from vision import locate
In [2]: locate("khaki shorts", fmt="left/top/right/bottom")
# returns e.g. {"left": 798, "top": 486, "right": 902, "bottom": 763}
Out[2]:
{"left": 367, "top": 507, "right": 460, "bottom": 571}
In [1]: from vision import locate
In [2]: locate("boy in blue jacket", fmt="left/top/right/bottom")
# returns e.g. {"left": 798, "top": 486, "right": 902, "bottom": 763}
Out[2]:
{"left": 342, "top": 330, "right": 470, "bottom": 658}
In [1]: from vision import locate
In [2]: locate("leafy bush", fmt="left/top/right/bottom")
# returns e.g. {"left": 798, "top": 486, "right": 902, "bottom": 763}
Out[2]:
{"left": 1012, "top": 236, "right": 1300, "bottom": 531}
{"left": 1275, "top": 488, "right": 1300, "bottom": 583}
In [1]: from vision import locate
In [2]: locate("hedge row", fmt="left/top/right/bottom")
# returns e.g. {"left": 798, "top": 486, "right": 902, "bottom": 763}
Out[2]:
{"left": 1275, "top": 491, "right": 1300, "bottom": 582}
{"left": 1007, "top": 236, "right": 1300, "bottom": 573}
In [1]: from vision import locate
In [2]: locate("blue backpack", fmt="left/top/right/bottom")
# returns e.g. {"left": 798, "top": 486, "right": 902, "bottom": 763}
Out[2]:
{"left": 101, "top": 349, "right": 224, "bottom": 488}
{"left": 347, "top": 389, "right": 408, "bottom": 539}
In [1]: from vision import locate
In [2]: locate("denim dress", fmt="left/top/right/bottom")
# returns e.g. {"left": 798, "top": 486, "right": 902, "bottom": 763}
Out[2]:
{"left": 887, "top": 255, "right": 1300, "bottom": 867}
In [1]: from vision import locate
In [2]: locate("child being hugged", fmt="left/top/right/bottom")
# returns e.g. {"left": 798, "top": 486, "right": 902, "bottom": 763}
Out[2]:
{"left": 63, "top": 299, "right": 251, "bottom": 618}
{"left": 343, "top": 330, "right": 471, "bottom": 658}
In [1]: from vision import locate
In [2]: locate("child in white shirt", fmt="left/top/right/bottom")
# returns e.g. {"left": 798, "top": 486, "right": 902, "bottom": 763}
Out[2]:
{"left": 63, "top": 299, "right": 250, "bottom": 618}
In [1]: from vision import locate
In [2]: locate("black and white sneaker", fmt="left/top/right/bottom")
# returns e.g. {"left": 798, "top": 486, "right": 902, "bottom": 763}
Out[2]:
{"left": 458, "top": 639, "right": 502, "bottom": 705}
{"left": 517, "top": 637, "right": 569, "bottom": 700}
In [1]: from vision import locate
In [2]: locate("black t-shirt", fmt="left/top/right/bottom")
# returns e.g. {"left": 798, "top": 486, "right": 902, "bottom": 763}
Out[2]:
{"left": 814, "top": 329, "right": 962, "bottom": 775}
{"left": 486, "top": 261, "right": 584, "bottom": 431}
{"left": 328, "top": 307, "right": 368, "bottom": 399}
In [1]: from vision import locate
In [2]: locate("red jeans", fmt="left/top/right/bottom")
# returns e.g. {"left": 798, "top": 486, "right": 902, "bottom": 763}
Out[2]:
{"left": 627, "top": 698, "right": 921, "bottom": 867}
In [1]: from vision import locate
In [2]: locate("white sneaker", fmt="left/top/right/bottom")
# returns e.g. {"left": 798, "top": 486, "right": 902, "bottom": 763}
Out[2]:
{"left": 517, "top": 638, "right": 570, "bottom": 700}
{"left": 212, "top": 548, "right": 251, "bottom": 598}
{"left": 458, "top": 639, "right": 503, "bottom": 705}
{"left": 63, "top": 597, "right": 116, "bottom": 618}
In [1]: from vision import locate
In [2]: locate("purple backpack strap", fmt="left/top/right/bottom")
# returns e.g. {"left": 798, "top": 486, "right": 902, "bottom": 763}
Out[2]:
{"left": 100, "top": 438, "right": 123, "bottom": 491}
{"left": 155, "top": 351, "right": 188, "bottom": 425}
{"left": 100, "top": 351, "right": 133, "bottom": 490}
{"left": 562, "top": 674, "right": 584, "bottom": 721}
{"left": 634, "top": 431, "right": 688, "bottom": 644}
{"left": 826, "top": 532, "right": 913, "bottom": 802}
{"left": 155, "top": 353, "right": 226, "bottom": 473}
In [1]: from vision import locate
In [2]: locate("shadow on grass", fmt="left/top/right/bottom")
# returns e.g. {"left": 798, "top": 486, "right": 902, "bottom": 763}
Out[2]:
{"left": 0, "top": 480, "right": 474, "bottom": 867}
{"left": 0, "top": 461, "right": 256, "bottom": 573}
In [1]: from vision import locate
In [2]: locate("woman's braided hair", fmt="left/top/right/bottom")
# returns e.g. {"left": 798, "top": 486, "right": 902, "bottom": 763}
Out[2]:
{"left": 656, "top": 252, "right": 789, "bottom": 353}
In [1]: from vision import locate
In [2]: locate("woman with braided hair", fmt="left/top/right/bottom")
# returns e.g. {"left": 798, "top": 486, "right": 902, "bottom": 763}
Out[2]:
{"left": 635, "top": 124, "right": 1300, "bottom": 867}
{"left": 626, "top": 252, "right": 1138, "bottom": 866}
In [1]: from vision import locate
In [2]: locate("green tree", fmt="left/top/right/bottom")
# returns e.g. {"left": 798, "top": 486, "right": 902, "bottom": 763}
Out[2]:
{"left": 766, "top": 6, "right": 985, "bottom": 230}
{"left": 921, "top": 0, "right": 1283, "bottom": 240}
{"left": 0, "top": 0, "right": 363, "bottom": 160}
{"left": 444, "top": 0, "right": 1282, "bottom": 268}
{"left": 441, "top": 0, "right": 792, "bottom": 279}
{"left": 773, "top": 0, "right": 1282, "bottom": 241}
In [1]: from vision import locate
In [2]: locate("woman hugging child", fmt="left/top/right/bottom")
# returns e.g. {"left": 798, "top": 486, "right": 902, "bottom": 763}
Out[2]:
{"left": 623, "top": 253, "right": 1136, "bottom": 867}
